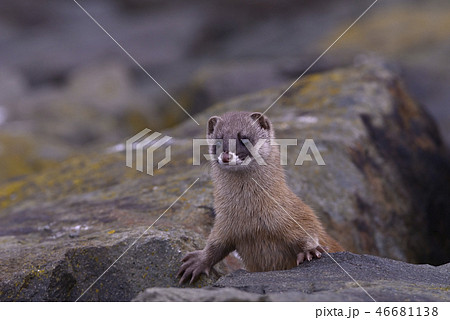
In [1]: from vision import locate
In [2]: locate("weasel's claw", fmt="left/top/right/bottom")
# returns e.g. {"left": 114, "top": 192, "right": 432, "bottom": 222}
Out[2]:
{"left": 297, "top": 245, "right": 328, "bottom": 265}
{"left": 177, "top": 250, "right": 210, "bottom": 285}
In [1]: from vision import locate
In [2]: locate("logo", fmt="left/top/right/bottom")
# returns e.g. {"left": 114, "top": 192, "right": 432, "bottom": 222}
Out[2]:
{"left": 125, "top": 130, "right": 325, "bottom": 176}
{"left": 126, "top": 129, "right": 172, "bottom": 175}
{"left": 192, "top": 138, "right": 325, "bottom": 166}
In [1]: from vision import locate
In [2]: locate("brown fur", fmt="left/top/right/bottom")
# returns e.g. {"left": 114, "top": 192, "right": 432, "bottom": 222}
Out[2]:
{"left": 178, "top": 111, "right": 343, "bottom": 284}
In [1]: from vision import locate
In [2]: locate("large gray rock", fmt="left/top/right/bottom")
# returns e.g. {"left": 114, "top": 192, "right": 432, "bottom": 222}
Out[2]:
{"left": 0, "top": 62, "right": 448, "bottom": 301}
{"left": 0, "top": 228, "right": 220, "bottom": 301}
{"left": 318, "top": 1, "right": 450, "bottom": 147}
{"left": 134, "top": 252, "right": 450, "bottom": 302}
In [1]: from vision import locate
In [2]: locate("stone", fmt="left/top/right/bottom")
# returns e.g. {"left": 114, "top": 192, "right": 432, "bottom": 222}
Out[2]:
{"left": 0, "top": 228, "right": 220, "bottom": 302}
{"left": 318, "top": 1, "right": 450, "bottom": 147}
{"left": 133, "top": 287, "right": 265, "bottom": 302}
{"left": 0, "top": 62, "right": 449, "bottom": 301}
{"left": 134, "top": 252, "right": 450, "bottom": 302}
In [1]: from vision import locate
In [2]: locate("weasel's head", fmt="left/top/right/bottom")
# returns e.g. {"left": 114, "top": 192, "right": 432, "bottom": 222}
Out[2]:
{"left": 206, "top": 111, "right": 274, "bottom": 171}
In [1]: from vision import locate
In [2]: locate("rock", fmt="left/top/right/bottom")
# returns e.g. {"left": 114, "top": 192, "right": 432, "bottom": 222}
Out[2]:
{"left": 0, "top": 151, "right": 227, "bottom": 301}
{"left": 0, "top": 62, "right": 449, "bottom": 301}
{"left": 0, "top": 134, "right": 59, "bottom": 181}
{"left": 0, "top": 61, "right": 177, "bottom": 181}
{"left": 0, "top": 228, "right": 220, "bottom": 302}
{"left": 180, "top": 61, "right": 289, "bottom": 114}
{"left": 215, "top": 252, "right": 450, "bottom": 302}
{"left": 318, "top": 1, "right": 450, "bottom": 147}
{"left": 65, "top": 62, "right": 145, "bottom": 115}
{"left": 133, "top": 287, "right": 265, "bottom": 302}
{"left": 0, "top": 68, "right": 27, "bottom": 107}
{"left": 134, "top": 252, "right": 450, "bottom": 302}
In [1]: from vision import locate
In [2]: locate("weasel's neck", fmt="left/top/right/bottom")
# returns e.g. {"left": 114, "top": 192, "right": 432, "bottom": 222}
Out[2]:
{"left": 211, "top": 154, "right": 288, "bottom": 199}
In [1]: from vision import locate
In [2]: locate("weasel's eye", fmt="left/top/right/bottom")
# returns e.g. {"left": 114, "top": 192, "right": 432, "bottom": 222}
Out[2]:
{"left": 215, "top": 139, "right": 223, "bottom": 147}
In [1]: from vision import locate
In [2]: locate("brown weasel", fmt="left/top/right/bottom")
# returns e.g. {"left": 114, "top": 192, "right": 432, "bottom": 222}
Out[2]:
{"left": 178, "top": 111, "right": 343, "bottom": 284}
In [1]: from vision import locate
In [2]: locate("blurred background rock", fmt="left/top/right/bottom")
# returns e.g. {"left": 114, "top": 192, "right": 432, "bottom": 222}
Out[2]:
{"left": 0, "top": 0, "right": 450, "bottom": 179}
{"left": 0, "top": 0, "right": 449, "bottom": 181}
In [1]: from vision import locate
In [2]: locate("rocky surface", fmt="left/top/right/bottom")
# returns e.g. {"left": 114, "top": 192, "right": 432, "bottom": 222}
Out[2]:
{"left": 0, "top": 228, "right": 224, "bottom": 302}
{"left": 134, "top": 287, "right": 266, "bottom": 302}
{"left": 134, "top": 252, "right": 450, "bottom": 302}
{"left": 0, "top": 60, "right": 449, "bottom": 301}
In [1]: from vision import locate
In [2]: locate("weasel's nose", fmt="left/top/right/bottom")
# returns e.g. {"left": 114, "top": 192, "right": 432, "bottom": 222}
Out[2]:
{"left": 221, "top": 152, "right": 230, "bottom": 163}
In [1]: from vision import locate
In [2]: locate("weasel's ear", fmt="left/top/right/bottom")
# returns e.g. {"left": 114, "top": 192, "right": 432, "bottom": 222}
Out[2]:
{"left": 207, "top": 116, "right": 221, "bottom": 135}
{"left": 250, "top": 112, "right": 271, "bottom": 131}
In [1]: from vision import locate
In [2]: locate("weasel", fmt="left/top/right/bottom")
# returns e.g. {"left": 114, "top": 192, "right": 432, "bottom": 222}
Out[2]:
{"left": 178, "top": 111, "right": 343, "bottom": 284}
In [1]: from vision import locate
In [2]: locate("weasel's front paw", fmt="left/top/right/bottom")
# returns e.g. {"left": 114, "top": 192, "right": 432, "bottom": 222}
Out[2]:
{"left": 297, "top": 246, "right": 328, "bottom": 265}
{"left": 177, "top": 250, "right": 211, "bottom": 284}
